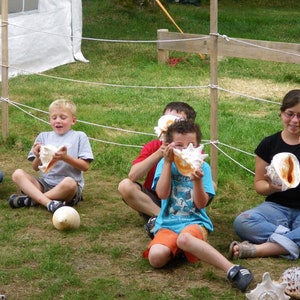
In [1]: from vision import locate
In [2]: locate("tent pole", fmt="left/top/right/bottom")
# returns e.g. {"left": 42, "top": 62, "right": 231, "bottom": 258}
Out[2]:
{"left": 209, "top": 0, "right": 218, "bottom": 185}
{"left": 1, "top": 0, "right": 9, "bottom": 140}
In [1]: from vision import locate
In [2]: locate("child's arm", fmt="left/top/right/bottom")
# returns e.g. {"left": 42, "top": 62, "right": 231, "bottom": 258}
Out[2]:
{"left": 32, "top": 143, "right": 42, "bottom": 171}
{"left": 128, "top": 144, "right": 165, "bottom": 181}
{"left": 155, "top": 143, "right": 173, "bottom": 199}
{"left": 191, "top": 169, "right": 210, "bottom": 208}
{"left": 53, "top": 146, "right": 90, "bottom": 172}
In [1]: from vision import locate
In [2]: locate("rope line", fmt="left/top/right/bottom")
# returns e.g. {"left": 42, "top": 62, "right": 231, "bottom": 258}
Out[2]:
{"left": 1, "top": 98, "right": 155, "bottom": 137}
{"left": 3, "top": 22, "right": 296, "bottom": 175}
{"left": 7, "top": 22, "right": 209, "bottom": 44}
{"left": 1, "top": 97, "right": 257, "bottom": 176}
{"left": 3, "top": 67, "right": 283, "bottom": 107}
{"left": 217, "top": 87, "right": 281, "bottom": 105}
{"left": 210, "top": 141, "right": 255, "bottom": 175}
{"left": 7, "top": 21, "right": 300, "bottom": 58}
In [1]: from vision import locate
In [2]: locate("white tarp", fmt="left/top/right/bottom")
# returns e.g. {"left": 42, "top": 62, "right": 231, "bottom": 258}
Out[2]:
{"left": 0, "top": 0, "right": 88, "bottom": 79}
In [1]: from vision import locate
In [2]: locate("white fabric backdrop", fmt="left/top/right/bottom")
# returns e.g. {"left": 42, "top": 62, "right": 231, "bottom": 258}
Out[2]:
{"left": 0, "top": 0, "right": 88, "bottom": 79}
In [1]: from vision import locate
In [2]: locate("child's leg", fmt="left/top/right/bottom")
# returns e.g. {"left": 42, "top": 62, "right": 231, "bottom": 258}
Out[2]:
{"left": 148, "top": 244, "right": 172, "bottom": 268}
{"left": 177, "top": 226, "right": 232, "bottom": 272}
{"left": 12, "top": 169, "right": 42, "bottom": 191}
{"left": 143, "top": 228, "right": 178, "bottom": 268}
{"left": 12, "top": 169, "right": 50, "bottom": 206}
{"left": 177, "top": 231, "right": 254, "bottom": 292}
{"left": 44, "top": 176, "right": 78, "bottom": 204}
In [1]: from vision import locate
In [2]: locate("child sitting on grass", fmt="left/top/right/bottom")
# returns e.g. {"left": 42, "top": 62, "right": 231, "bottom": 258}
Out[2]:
{"left": 9, "top": 99, "right": 94, "bottom": 214}
{"left": 142, "top": 119, "right": 253, "bottom": 292}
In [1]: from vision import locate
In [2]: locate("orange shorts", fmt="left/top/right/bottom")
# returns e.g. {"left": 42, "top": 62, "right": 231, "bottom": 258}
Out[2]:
{"left": 143, "top": 224, "right": 208, "bottom": 263}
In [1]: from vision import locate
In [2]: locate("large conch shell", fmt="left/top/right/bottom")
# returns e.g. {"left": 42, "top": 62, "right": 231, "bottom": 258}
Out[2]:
{"left": 38, "top": 145, "right": 62, "bottom": 173}
{"left": 246, "top": 272, "right": 290, "bottom": 300}
{"left": 154, "top": 115, "right": 181, "bottom": 141}
{"left": 278, "top": 267, "right": 300, "bottom": 299}
{"left": 173, "top": 143, "right": 208, "bottom": 176}
{"left": 52, "top": 206, "right": 80, "bottom": 231}
{"left": 265, "top": 152, "right": 300, "bottom": 191}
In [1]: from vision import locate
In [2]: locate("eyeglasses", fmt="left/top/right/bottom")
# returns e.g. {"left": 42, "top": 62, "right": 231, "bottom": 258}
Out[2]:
{"left": 283, "top": 111, "right": 300, "bottom": 121}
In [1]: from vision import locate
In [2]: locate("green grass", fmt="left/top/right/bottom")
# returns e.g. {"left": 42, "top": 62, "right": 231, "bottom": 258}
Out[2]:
{"left": 0, "top": 0, "right": 299, "bottom": 299}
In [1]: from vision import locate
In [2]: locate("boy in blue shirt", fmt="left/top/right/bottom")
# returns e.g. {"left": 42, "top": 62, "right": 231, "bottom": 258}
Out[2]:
{"left": 143, "top": 119, "right": 253, "bottom": 292}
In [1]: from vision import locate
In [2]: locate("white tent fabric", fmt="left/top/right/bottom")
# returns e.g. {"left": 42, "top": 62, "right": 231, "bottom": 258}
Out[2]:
{"left": 0, "top": 0, "right": 88, "bottom": 79}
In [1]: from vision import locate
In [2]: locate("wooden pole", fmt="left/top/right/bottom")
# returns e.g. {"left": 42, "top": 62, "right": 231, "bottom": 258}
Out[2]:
{"left": 1, "top": 0, "right": 9, "bottom": 140}
{"left": 209, "top": 0, "right": 218, "bottom": 184}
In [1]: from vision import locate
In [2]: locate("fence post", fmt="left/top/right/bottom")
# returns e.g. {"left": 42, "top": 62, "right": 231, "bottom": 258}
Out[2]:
{"left": 1, "top": 0, "right": 9, "bottom": 140}
{"left": 157, "top": 29, "right": 169, "bottom": 63}
{"left": 209, "top": 0, "right": 218, "bottom": 185}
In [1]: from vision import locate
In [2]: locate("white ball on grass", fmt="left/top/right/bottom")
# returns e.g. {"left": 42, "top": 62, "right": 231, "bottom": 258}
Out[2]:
{"left": 52, "top": 206, "right": 80, "bottom": 230}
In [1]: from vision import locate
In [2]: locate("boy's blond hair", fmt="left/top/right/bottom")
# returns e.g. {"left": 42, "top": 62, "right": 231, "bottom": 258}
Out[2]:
{"left": 49, "top": 99, "right": 77, "bottom": 116}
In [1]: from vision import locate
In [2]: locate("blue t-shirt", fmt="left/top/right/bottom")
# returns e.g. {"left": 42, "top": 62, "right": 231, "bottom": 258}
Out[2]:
{"left": 152, "top": 159, "right": 215, "bottom": 235}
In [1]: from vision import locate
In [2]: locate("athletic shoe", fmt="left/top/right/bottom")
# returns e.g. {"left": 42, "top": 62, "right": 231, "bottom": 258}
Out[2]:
{"left": 227, "top": 265, "right": 253, "bottom": 292}
{"left": 47, "top": 200, "right": 64, "bottom": 214}
{"left": 144, "top": 216, "right": 157, "bottom": 239}
{"left": 9, "top": 194, "right": 36, "bottom": 208}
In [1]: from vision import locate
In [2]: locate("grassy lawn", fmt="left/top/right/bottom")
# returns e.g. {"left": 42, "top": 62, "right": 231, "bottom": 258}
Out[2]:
{"left": 0, "top": 0, "right": 299, "bottom": 299}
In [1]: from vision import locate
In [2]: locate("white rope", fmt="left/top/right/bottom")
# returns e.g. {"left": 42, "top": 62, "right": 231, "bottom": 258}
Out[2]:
{"left": 0, "top": 97, "right": 261, "bottom": 175}
{"left": 8, "top": 22, "right": 210, "bottom": 44}
{"left": 8, "top": 20, "right": 299, "bottom": 59}
{"left": 217, "top": 141, "right": 255, "bottom": 157}
{"left": 3, "top": 24, "right": 294, "bottom": 174}
{"left": 217, "top": 87, "right": 281, "bottom": 105}
{"left": 210, "top": 141, "right": 255, "bottom": 175}
{"left": 1, "top": 97, "right": 155, "bottom": 137}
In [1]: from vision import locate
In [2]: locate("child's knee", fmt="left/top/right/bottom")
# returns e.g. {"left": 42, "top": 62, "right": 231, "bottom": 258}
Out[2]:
{"left": 12, "top": 169, "right": 25, "bottom": 182}
{"left": 148, "top": 245, "right": 171, "bottom": 268}
{"left": 177, "top": 232, "right": 191, "bottom": 249}
{"left": 118, "top": 178, "right": 129, "bottom": 195}
{"left": 118, "top": 179, "right": 136, "bottom": 197}
{"left": 62, "top": 177, "right": 77, "bottom": 191}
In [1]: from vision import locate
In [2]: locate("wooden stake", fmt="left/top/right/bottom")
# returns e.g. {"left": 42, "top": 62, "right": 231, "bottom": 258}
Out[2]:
{"left": 1, "top": 0, "right": 9, "bottom": 140}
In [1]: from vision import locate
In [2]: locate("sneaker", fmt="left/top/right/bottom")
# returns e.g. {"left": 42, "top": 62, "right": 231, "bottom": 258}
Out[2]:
{"left": 9, "top": 194, "right": 36, "bottom": 208}
{"left": 227, "top": 265, "right": 253, "bottom": 292}
{"left": 144, "top": 216, "right": 157, "bottom": 239}
{"left": 47, "top": 200, "right": 64, "bottom": 214}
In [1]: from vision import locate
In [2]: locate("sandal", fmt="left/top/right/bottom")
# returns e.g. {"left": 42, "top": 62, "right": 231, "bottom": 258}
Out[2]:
{"left": 229, "top": 241, "right": 256, "bottom": 259}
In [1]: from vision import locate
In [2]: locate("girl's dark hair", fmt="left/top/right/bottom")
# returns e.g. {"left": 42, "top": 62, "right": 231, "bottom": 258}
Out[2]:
{"left": 280, "top": 89, "right": 300, "bottom": 112}
{"left": 165, "top": 119, "right": 202, "bottom": 144}
{"left": 163, "top": 102, "right": 196, "bottom": 121}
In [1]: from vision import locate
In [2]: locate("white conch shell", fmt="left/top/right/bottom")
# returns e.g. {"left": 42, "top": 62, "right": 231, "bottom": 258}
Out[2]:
{"left": 266, "top": 152, "right": 300, "bottom": 191}
{"left": 173, "top": 143, "right": 208, "bottom": 176}
{"left": 154, "top": 115, "right": 181, "bottom": 141}
{"left": 246, "top": 272, "right": 290, "bottom": 300}
{"left": 278, "top": 267, "right": 300, "bottom": 299}
{"left": 38, "top": 145, "right": 60, "bottom": 173}
{"left": 52, "top": 206, "right": 80, "bottom": 231}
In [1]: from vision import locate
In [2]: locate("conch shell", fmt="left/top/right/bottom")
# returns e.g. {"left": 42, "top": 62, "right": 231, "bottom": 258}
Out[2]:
{"left": 266, "top": 152, "right": 300, "bottom": 191}
{"left": 154, "top": 115, "right": 181, "bottom": 141}
{"left": 52, "top": 206, "right": 80, "bottom": 231}
{"left": 173, "top": 143, "right": 208, "bottom": 176}
{"left": 278, "top": 267, "right": 300, "bottom": 299}
{"left": 246, "top": 272, "right": 290, "bottom": 300}
{"left": 38, "top": 145, "right": 61, "bottom": 173}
